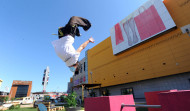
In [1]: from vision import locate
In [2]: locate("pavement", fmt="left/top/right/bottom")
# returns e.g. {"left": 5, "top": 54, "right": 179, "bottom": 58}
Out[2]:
{"left": 20, "top": 104, "right": 33, "bottom": 108}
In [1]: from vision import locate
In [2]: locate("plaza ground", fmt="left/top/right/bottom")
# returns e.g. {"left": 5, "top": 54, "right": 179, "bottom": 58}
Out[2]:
{"left": 2, "top": 107, "right": 148, "bottom": 111}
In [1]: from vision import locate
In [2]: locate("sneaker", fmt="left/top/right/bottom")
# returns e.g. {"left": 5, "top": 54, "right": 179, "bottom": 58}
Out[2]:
{"left": 89, "top": 37, "right": 95, "bottom": 43}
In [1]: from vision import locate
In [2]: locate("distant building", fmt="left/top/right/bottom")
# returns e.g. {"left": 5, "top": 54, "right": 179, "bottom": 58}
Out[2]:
{"left": 67, "top": 77, "right": 73, "bottom": 93}
{"left": 9, "top": 80, "right": 32, "bottom": 98}
{"left": 0, "top": 91, "right": 9, "bottom": 96}
{"left": 32, "top": 92, "right": 66, "bottom": 100}
{"left": 32, "top": 92, "right": 49, "bottom": 100}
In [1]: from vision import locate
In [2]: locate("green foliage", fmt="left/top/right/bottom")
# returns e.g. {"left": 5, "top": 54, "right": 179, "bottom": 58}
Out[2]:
{"left": 60, "top": 95, "right": 66, "bottom": 102}
{"left": 0, "top": 96, "right": 9, "bottom": 103}
{"left": 15, "top": 97, "right": 23, "bottom": 100}
{"left": 65, "top": 92, "right": 77, "bottom": 107}
{"left": 15, "top": 104, "right": 20, "bottom": 109}
{"left": 5, "top": 96, "right": 9, "bottom": 102}
{"left": 44, "top": 95, "right": 51, "bottom": 101}
{"left": 5, "top": 107, "right": 39, "bottom": 111}
{"left": 9, "top": 104, "right": 20, "bottom": 110}
{"left": 9, "top": 105, "right": 15, "bottom": 110}
{"left": 0, "top": 96, "right": 5, "bottom": 102}
{"left": 11, "top": 97, "right": 15, "bottom": 101}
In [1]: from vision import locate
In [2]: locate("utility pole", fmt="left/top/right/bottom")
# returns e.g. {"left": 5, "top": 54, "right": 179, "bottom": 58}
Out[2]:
{"left": 42, "top": 66, "right": 50, "bottom": 92}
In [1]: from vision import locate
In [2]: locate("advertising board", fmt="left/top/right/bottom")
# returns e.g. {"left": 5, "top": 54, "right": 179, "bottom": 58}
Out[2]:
{"left": 110, "top": 0, "right": 176, "bottom": 55}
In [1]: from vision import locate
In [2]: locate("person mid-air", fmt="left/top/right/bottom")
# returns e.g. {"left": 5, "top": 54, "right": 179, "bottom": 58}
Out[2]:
{"left": 52, "top": 16, "right": 95, "bottom": 72}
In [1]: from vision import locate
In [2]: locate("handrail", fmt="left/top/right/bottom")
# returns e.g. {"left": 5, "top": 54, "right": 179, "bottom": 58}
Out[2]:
{"left": 121, "top": 104, "right": 161, "bottom": 111}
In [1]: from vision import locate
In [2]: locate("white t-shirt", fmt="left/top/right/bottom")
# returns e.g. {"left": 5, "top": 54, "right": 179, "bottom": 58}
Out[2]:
{"left": 52, "top": 35, "right": 80, "bottom": 66}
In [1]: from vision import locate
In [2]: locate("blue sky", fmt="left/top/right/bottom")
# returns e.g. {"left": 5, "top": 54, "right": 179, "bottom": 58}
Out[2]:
{"left": 0, "top": 0, "right": 148, "bottom": 92}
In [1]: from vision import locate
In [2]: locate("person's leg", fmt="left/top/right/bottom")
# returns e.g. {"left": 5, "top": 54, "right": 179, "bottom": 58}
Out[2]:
{"left": 76, "top": 37, "right": 94, "bottom": 53}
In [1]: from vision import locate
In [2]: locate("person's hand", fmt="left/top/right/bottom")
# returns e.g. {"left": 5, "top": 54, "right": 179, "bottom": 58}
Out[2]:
{"left": 89, "top": 37, "right": 95, "bottom": 43}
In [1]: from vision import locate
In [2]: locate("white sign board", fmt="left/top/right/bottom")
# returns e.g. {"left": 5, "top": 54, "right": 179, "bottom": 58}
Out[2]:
{"left": 110, "top": 0, "right": 176, "bottom": 55}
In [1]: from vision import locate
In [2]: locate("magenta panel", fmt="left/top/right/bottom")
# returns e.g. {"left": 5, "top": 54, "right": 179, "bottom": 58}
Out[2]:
{"left": 109, "top": 95, "right": 135, "bottom": 111}
{"left": 158, "top": 90, "right": 190, "bottom": 111}
{"left": 144, "top": 89, "right": 177, "bottom": 111}
{"left": 84, "top": 95, "right": 135, "bottom": 111}
{"left": 115, "top": 23, "right": 124, "bottom": 45}
{"left": 85, "top": 96, "right": 110, "bottom": 111}
{"left": 134, "top": 5, "right": 166, "bottom": 41}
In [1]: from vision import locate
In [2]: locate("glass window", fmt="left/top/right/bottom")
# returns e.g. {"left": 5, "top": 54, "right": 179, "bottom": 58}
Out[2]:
{"left": 15, "top": 85, "right": 29, "bottom": 98}
{"left": 84, "top": 62, "right": 86, "bottom": 71}
{"left": 121, "top": 87, "right": 134, "bottom": 96}
{"left": 80, "top": 64, "right": 82, "bottom": 73}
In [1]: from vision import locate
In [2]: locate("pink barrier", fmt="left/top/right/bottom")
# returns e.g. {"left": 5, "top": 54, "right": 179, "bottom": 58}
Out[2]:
{"left": 84, "top": 95, "right": 135, "bottom": 111}
{"left": 158, "top": 90, "right": 190, "bottom": 111}
{"left": 144, "top": 89, "right": 177, "bottom": 111}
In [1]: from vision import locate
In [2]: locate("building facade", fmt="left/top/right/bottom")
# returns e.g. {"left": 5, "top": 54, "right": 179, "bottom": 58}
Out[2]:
{"left": 85, "top": 0, "right": 190, "bottom": 99}
{"left": 66, "top": 0, "right": 190, "bottom": 99}
{"left": 9, "top": 80, "right": 32, "bottom": 98}
{"left": 72, "top": 58, "right": 88, "bottom": 98}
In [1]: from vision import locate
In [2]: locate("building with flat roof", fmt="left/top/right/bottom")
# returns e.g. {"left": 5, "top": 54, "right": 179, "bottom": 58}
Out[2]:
{"left": 69, "top": 0, "right": 190, "bottom": 100}
{"left": 86, "top": 0, "right": 190, "bottom": 99}
{"left": 0, "top": 91, "right": 9, "bottom": 96}
{"left": 9, "top": 80, "right": 32, "bottom": 98}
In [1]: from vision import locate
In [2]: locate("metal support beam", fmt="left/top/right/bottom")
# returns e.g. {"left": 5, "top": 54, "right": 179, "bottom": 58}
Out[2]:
{"left": 121, "top": 104, "right": 161, "bottom": 111}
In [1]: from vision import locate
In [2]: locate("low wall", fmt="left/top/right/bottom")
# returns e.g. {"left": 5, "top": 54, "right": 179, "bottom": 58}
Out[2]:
{"left": 84, "top": 95, "right": 135, "bottom": 111}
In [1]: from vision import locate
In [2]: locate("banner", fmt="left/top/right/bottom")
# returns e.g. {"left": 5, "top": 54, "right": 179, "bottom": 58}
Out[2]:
{"left": 110, "top": 0, "right": 176, "bottom": 55}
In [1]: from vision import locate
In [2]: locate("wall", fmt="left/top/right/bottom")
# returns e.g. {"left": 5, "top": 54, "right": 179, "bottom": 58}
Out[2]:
{"left": 73, "top": 58, "right": 88, "bottom": 98}
{"left": 94, "top": 72, "right": 190, "bottom": 98}
{"left": 73, "top": 58, "right": 86, "bottom": 86}
{"left": 87, "top": 0, "right": 190, "bottom": 88}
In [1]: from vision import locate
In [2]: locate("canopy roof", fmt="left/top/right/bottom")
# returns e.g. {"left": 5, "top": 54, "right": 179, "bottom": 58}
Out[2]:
{"left": 72, "top": 83, "right": 101, "bottom": 89}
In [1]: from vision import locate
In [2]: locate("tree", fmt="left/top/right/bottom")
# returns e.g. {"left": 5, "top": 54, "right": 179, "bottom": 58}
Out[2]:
{"left": 44, "top": 95, "right": 51, "bottom": 101}
{"left": 60, "top": 95, "right": 66, "bottom": 102}
{"left": 65, "top": 92, "right": 77, "bottom": 107}
{"left": 0, "top": 96, "right": 9, "bottom": 103}
{"left": 4, "top": 96, "right": 9, "bottom": 103}
{"left": 0, "top": 96, "right": 4, "bottom": 102}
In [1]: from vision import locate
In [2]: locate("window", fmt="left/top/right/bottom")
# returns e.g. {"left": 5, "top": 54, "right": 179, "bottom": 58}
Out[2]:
{"left": 15, "top": 85, "right": 29, "bottom": 98}
{"left": 101, "top": 88, "right": 110, "bottom": 96}
{"left": 84, "top": 62, "right": 86, "bottom": 71}
{"left": 80, "top": 64, "right": 83, "bottom": 73}
{"left": 121, "top": 87, "right": 134, "bottom": 96}
{"left": 74, "top": 70, "right": 79, "bottom": 75}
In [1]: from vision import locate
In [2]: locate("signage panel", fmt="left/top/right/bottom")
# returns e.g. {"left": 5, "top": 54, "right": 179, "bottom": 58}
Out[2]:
{"left": 110, "top": 0, "right": 176, "bottom": 55}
